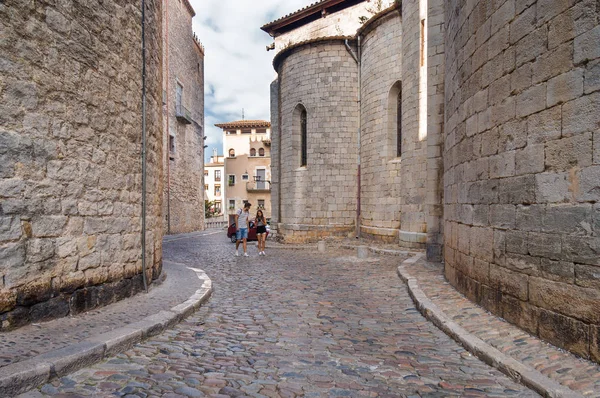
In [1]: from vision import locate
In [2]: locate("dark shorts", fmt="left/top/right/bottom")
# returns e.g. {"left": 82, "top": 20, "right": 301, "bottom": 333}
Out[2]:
{"left": 256, "top": 226, "right": 267, "bottom": 234}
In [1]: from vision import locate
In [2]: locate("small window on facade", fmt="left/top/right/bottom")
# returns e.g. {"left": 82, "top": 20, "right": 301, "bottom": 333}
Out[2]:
{"left": 301, "top": 109, "right": 307, "bottom": 166}
{"left": 242, "top": 174, "right": 249, "bottom": 181}
{"left": 204, "top": 184, "right": 208, "bottom": 191}
{"left": 259, "top": 148, "right": 265, "bottom": 157}
{"left": 229, "top": 199, "right": 235, "bottom": 209}
{"left": 258, "top": 199, "right": 265, "bottom": 209}
{"left": 169, "top": 134, "right": 175, "bottom": 153}
{"left": 228, "top": 148, "right": 235, "bottom": 157}
{"left": 214, "top": 184, "right": 221, "bottom": 196}
{"left": 214, "top": 201, "right": 221, "bottom": 213}
{"left": 397, "top": 87, "right": 402, "bottom": 157}
{"left": 228, "top": 175, "right": 235, "bottom": 186}
{"left": 204, "top": 169, "right": 208, "bottom": 176}
{"left": 214, "top": 170, "right": 221, "bottom": 181}
{"left": 388, "top": 81, "right": 402, "bottom": 158}
{"left": 250, "top": 148, "right": 256, "bottom": 157}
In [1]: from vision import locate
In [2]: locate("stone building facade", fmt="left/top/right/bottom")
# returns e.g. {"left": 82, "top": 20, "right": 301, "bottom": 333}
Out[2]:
{"left": 264, "top": 0, "right": 600, "bottom": 362}
{"left": 162, "top": 0, "right": 205, "bottom": 235}
{"left": 0, "top": 0, "right": 163, "bottom": 328}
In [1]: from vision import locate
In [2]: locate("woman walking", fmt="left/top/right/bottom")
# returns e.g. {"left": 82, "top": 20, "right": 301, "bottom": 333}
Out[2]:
{"left": 255, "top": 209, "right": 267, "bottom": 256}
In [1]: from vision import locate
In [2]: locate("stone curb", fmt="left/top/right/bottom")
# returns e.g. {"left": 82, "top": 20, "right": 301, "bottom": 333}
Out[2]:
{"left": 397, "top": 254, "right": 584, "bottom": 398}
{"left": 0, "top": 266, "right": 213, "bottom": 398}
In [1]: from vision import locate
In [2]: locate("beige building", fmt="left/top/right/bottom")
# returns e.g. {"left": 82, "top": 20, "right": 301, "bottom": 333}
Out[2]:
{"left": 214, "top": 120, "right": 272, "bottom": 221}
{"left": 265, "top": 0, "right": 600, "bottom": 363}
{"left": 204, "top": 149, "right": 226, "bottom": 220}
{"left": 162, "top": 0, "right": 205, "bottom": 235}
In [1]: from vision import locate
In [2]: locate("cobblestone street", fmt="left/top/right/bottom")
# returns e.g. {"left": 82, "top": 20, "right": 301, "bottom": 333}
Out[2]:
{"left": 32, "top": 232, "right": 537, "bottom": 397}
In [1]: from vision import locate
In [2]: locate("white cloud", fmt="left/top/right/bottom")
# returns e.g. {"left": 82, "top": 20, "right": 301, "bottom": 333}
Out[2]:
{"left": 189, "top": 0, "right": 310, "bottom": 159}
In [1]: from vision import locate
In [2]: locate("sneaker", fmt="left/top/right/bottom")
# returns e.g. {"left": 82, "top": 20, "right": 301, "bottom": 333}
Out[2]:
{"left": 235, "top": 250, "right": 239, "bottom": 256}
{"left": 262, "top": 251, "right": 266, "bottom": 256}
{"left": 243, "top": 252, "right": 249, "bottom": 257}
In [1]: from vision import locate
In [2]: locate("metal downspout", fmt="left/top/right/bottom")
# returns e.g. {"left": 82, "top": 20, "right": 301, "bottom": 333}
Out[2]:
{"left": 164, "top": 0, "right": 171, "bottom": 235}
{"left": 345, "top": 37, "right": 361, "bottom": 239}
{"left": 140, "top": 0, "right": 148, "bottom": 292}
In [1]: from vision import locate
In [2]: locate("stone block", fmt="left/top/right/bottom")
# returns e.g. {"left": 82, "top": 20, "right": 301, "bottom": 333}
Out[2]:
{"left": 479, "top": 284, "right": 502, "bottom": 316}
{"left": 469, "top": 227, "right": 494, "bottom": 262}
{"left": 0, "top": 216, "right": 22, "bottom": 242}
{"left": 32, "top": 216, "right": 68, "bottom": 238}
{"left": 535, "top": 172, "right": 570, "bottom": 203}
{"left": 457, "top": 223, "right": 470, "bottom": 254}
{"left": 86, "top": 327, "right": 143, "bottom": 357}
{"left": 0, "top": 358, "right": 51, "bottom": 397}
{"left": 498, "top": 119, "right": 527, "bottom": 151}
{"left": 493, "top": 229, "right": 506, "bottom": 265}
{"left": 530, "top": 276, "right": 600, "bottom": 324}
{"left": 561, "top": 236, "right": 600, "bottom": 266}
{"left": 515, "top": 204, "right": 543, "bottom": 232}
{"left": 592, "top": 325, "right": 600, "bottom": 363}
{"left": 584, "top": 60, "right": 600, "bottom": 94}
{"left": 506, "top": 253, "right": 540, "bottom": 276}
{"left": 574, "top": 263, "right": 600, "bottom": 289}
{"left": 37, "top": 341, "right": 106, "bottom": 378}
{"left": 545, "top": 132, "right": 593, "bottom": 171}
{"left": 516, "top": 83, "right": 546, "bottom": 118}
{"left": 562, "top": 91, "right": 600, "bottom": 136}
{"left": 574, "top": 25, "right": 600, "bottom": 64}
{"left": 532, "top": 42, "right": 572, "bottom": 84}
{"left": 542, "top": 204, "right": 592, "bottom": 235}
{"left": 501, "top": 295, "right": 538, "bottom": 335}
{"left": 547, "top": 68, "right": 584, "bottom": 107}
{"left": 540, "top": 259, "right": 574, "bottom": 284}
{"left": 538, "top": 308, "right": 590, "bottom": 359}
{"left": 509, "top": 4, "right": 536, "bottom": 44}
{"left": 577, "top": 166, "right": 600, "bottom": 202}
{"left": 499, "top": 175, "right": 536, "bottom": 204}
{"left": 527, "top": 232, "right": 561, "bottom": 259}
{"left": 515, "top": 144, "right": 544, "bottom": 175}
{"left": 505, "top": 229, "right": 528, "bottom": 254}
{"left": 526, "top": 105, "right": 561, "bottom": 144}
{"left": 510, "top": 62, "right": 532, "bottom": 94}
{"left": 489, "top": 263, "right": 529, "bottom": 300}
{"left": 29, "top": 296, "right": 70, "bottom": 322}
{"left": 515, "top": 25, "right": 547, "bottom": 67}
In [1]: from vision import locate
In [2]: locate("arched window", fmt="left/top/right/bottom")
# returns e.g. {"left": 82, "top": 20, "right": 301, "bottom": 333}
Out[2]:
{"left": 293, "top": 104, "right": 308, "bottom": 167}
{"left": 228, "top": 148, "right": 235, "bottom": 157}
{"left": 259, "top": 148, "right": 265, "bottom": 157}
{"left": 388, "top": 81, "right": 402, "bottom": 158}
{"left": 300, "top": 109, "right": 307, "bottom": 166}
{"left": 250, "top": 148, "right": 256, "bottom": 157}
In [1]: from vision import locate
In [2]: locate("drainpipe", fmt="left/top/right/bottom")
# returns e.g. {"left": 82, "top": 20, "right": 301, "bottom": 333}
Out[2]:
{"left": 164, "top": 0, "right": 171, "bottom": 235}
{"left": 345, "top": 37, "right": 361, "bottom": 239}
{"left": 140, "top": 0, "right": 148, "bottom": 292}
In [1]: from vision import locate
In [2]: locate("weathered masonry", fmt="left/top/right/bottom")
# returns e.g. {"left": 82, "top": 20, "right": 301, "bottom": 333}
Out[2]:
{"left": 264, "top": 0, "right": 600, "bottom": 363}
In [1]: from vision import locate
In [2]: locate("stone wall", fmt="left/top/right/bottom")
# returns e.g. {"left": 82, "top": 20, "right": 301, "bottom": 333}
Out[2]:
{"left": 162, "top": 0, "right": 205, "bottom": 235}
{"left": 359, "top": 11, "right": 406, "bottom": 243}
{"left": 0, "top": 0, "right": 163, "bottom": 328}
{"left": 443, "top": 0, "right": 600, "bottom": 361}
{"left": 270, "top": 79, "right": 280, "bottom": 229}
{"left": 275, "top": 40, "right": 359, "bottom": 242}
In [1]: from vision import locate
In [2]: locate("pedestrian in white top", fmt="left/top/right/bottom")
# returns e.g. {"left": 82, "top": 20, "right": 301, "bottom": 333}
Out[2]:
{"left": 234, "top": 202, "right": 251, "bottom": 257}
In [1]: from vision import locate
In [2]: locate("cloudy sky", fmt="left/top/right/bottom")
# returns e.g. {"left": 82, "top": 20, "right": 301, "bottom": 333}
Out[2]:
{"left": 188, "top": 0, "right": 310, "bottom": 160}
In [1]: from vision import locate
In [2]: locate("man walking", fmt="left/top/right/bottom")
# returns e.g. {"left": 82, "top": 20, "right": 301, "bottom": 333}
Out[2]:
{"left": 235, "top": 202, "right": 251, "bottom": 257}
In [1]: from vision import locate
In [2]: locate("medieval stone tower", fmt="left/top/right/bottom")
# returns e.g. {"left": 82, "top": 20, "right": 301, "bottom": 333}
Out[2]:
{"left": 265, "top": 0, "right": 600, "bottom": 363}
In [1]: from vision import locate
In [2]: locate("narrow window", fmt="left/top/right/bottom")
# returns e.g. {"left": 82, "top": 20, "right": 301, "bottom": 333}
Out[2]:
{"left": 204, "top": 169, "right": 208, "bottom": 176}
{"left": 229, "top": 199, "right": 235, "bottom": 209}
{"left": 259, "top": 148, "right": 265, "bottom": 157}
{"left": 214, "top": 184, "right": 221, "bottom": 196}
{"left": 242, "top": 174, "right": 249, "bottom": 181}
{"left": 420, "top": 19, "right": 425, "bottom": 67}
{"left": 228, "top": 148, "right": 235, "bottom": 157}
{"left": 258, "top": 199, "right": 265, "bottom": 209}
{"left": 301, "top": 109, "right": 307, "bottom": 167}
{"left": 397, "top": 87, "right": 402, "bottom": 157}
{"left": 228, "top": 175, "right": 235, "bottom": 186}
{"left": 204, "top": 184, "right": 208, "bottom": 191}
{"left": 214, "top": 201, "right": 221, "bottom": 213}
{"left": 214, "top": 170, "right": 221, "bottom": 181}
{"left": 250, "top": 148, "right": 256, "bottom": 157}
{"left": 176, "top": 82, "right": 183, "bottom": 114}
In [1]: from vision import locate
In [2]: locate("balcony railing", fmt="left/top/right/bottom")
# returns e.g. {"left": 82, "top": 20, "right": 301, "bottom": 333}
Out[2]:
{"left": 175, "top": 103, "right": 192, "bottom": 124}
{"left": 246, "top": 179, "right": 271, "bottom": 192}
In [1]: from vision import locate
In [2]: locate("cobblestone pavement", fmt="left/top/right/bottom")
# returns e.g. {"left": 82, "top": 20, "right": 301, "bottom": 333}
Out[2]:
{"left": 403, "top": 259, "right": 600, "bottom": 397}
{"left": 0, "top": 231, "right": 221, "bottom": 369}
{"left": 31, "top": 232, "right": 537, "bottom": 397}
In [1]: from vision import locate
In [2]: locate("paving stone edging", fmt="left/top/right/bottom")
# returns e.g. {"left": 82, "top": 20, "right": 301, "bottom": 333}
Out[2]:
{"left": 397, "top": 253, "right": 583, "bottom": 398}
{"left": 0, "top": 266, "right": 213, "bottom": 398}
